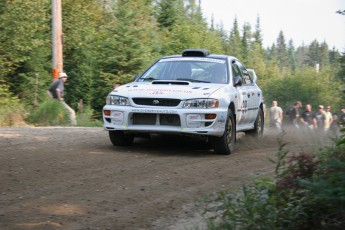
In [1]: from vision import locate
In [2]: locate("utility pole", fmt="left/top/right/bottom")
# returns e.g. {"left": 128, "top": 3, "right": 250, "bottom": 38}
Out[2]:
{"left": 51, "top": 0, "right": 77, "bottom": 126}
{"left": 52, "top": 0, "right": 63, "bottom": 80}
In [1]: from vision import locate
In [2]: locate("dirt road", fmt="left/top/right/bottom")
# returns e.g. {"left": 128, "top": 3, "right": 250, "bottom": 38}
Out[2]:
{"left": 0, "top": 127, "right": 317, "bottom": 230}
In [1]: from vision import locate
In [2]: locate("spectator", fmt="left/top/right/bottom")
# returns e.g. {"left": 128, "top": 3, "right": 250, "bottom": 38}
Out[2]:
{"left": 47, "top": 72, "right": 77, "bottom": 126}
{"left": 323, "top": 105, "right": 333, "bottom": 131}
{"left": 269, "top": 100, "right": 283, "bottom": 130}
{"left": 330, "top": 113, "right": 340, "bottom": 136}
{"left": 339, "top": 108, "right": 345, "bottom": 129}
{"left": 285, "top": 101, "right": 302, "bottom": 128}
{"left": 300, "top": 104, "right": 316, "bottom": 129}
{"left": 315, "top": 105, "right": 326, "bottom": 131}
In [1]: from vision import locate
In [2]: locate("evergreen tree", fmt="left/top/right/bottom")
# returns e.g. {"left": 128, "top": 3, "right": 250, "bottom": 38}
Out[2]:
{"left": 247, "top": 16, "right": 266, "bottom": 83}
{"left": 262, "top": 44, "right": 280, "bottom": 89}
{"left": 61, "top": 0, "right": 107, "bottom": 110}
{"left": 90, "top": 0, "right": 157, "bottom": 113}
{"left": 287, "top": 40, "right": 297, "bottom": 72}
{"left": 99, "top": 0, "right": 153, "bottom": 82}
{"left": 319, "top": 41, "right": 330, "bottom": 68}
{"left": 306, "top": 40, "right": 323, "bottom": 69}
{"left": 215, "top": 23, "right": 230, "bottom": 54}
{"left": 241, "top": 23, "right": 252, "bottom": 62}
{"left": 228, "top": 18, "right": 242, "bottom": 57}
{"left": 329, "top": 47, "right": 340, "bottom": 65}
{"left": 276, "top": 31, "right": 289, "bottom": 70}
{"left": 338, "top": 51, "right": 345, "bottom": 83}
{"left": 253, "top": 16, "right": 263, "bottom": 48}
{"left": 0, "top": 0, "right": 51, "bottom": 105}
{"left": 155, "top": 0, "right": 179, "bottom": 30}
{"left": 295, "top": 43, "right": 308, "bottom": 68}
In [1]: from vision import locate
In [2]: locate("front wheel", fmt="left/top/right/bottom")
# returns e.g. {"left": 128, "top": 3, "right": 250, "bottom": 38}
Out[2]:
{"left": 211, "top": 110, "right": 236, "bottom": 155}
{"left": 246, "top": 107, "right": 264, "bottom": 137}
{"left": 109, "top": 131, "right": 134, "bottom": 146}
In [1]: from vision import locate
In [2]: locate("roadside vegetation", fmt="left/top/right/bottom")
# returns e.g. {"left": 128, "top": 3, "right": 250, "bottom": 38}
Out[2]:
{"left": 205, "top": 129, "right": 345, "bottom": 229}
{"left": 0, "top": 0, "right": 344, "bottom": 126}
{"left": 0, "top": 1, "right": 344, "bottom": 227}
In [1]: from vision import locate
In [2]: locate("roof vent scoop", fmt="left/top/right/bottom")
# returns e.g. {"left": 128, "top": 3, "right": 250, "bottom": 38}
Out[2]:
{"left": 182, "top": 49, "right": 210, "bottom": 57}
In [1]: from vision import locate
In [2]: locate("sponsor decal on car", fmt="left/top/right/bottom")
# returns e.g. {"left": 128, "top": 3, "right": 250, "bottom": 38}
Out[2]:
{"left": 131, "top": 109, "right": 178, "bottom": 114}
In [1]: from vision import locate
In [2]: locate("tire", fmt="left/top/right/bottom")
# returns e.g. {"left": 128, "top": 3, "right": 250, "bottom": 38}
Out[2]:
{"left": 246, "top": 107, "right": 264, "bottom": 137}
{"left": 109, "top": 131, "right": 134, "bottom": 146}
{"left": 211, "top": 109, "right": 236, "bottom": 155}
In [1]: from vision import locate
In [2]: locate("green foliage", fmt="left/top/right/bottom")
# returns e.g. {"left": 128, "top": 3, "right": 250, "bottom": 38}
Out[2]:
{"left": 0, "top": 0, "right": 344, "bottom": 126}
{"left": 26, "top": 100, "right": 102, "bottom": 127}
{"left": 228, "top": 18, "right": 242, "bottom": 58}
{"left": 300, "top": 158, "right": 345, "bottom": 202}
{"left": 0, "top": 0, "right": 51, "bottom": 99}
{"left": 76, "top": 106, "right": 103, "bottom": 127}
{"left": 276, "top": 31, "right": 290, "bottom": 69}
{"left": 206, "top": 177, "right": 310, "bottom": 229}
{"left": 26, "top": 100, "right": 70, "bottom": 126}
{"left": 206, "top": 131, "right": 345, "bottom": 229}
{"left": 0, "top": 83, "right": 25, "bottom": 126}
{"left": 155, "top": 0, "right": 180, "bottom": 30}
{"left": 263, "top": 67, "right": 343, "bottom": 111}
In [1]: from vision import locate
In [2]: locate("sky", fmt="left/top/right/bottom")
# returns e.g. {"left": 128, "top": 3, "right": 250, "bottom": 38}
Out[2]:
{"left": 200, "top": 0, "right": 345, "bottom": 51}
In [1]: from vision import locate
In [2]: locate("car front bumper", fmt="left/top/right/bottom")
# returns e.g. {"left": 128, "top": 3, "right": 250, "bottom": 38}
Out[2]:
{"left": 103, "top": 105, "right": 228, "bottom": 137}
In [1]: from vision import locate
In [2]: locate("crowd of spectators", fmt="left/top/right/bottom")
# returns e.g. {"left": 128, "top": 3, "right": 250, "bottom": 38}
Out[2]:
{"left": 268, "top": 100, "right": 345, "bottom": 136}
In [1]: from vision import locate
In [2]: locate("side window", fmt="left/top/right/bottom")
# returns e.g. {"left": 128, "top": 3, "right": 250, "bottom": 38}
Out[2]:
{"left": 231, "top": 63, "right": 242, "bottom": 78}
{"left": 231, "top": 61, "right": 243, "bottom": 86}
{"left": 236, "top": 61, "right": 253, "bottom": 85}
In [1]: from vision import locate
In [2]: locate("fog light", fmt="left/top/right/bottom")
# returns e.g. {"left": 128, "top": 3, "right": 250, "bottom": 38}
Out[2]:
{"left": 186, "top": 114, "right": 201, "bottom": 128}
{"left": 111, "top": 111, "right": 124, "bottom": 125}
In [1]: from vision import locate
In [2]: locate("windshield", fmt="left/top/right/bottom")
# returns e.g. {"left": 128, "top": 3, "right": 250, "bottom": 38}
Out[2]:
{"left": 138, "top": 57, "right": 228, "bottom": 84}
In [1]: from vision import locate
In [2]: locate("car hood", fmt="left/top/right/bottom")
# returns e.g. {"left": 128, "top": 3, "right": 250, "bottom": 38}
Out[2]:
{"left": 111, "top": 81, "right": 226, "bottom": 99}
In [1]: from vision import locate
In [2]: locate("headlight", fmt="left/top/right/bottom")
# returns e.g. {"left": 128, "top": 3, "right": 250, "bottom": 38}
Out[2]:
{"left": 106, "top": 95, "right": 130, "bottom": 105}
{"left": 183, "top": 99, "right": 219, "bottom": 109}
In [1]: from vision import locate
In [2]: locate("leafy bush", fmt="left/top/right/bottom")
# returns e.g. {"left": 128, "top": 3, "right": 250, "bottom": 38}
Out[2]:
{"left": 206, "top": 130, "right": 345, "bottom": 229}
{"left": 298, "top": 133, "right": 345, "bottom": 229}
{"left": 76, "top": 106, "right": 103, "bottom": 127}
{"left": 26, "top": 100, "right": 70, "bottom": 126}
{"left": 206, "top": 178, "right": 310, "bottom": 230}
{"left": 25, "top": 100, "right": 102, "bottom": 127}
{"left": 0, "top": 83, "right": 25, "bottom": 126}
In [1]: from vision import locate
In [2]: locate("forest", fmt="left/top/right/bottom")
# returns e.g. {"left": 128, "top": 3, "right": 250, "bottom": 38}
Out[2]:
{"left": 0, "top": 0, "right": 344, "bottom": 125}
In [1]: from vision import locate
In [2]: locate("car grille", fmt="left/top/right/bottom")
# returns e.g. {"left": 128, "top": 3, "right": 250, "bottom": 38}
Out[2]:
{"left": 132, "top": 113, "right": 181, "bottom": 126}
{"left": 132, "top": 98, "right": 181, "bottom": 107}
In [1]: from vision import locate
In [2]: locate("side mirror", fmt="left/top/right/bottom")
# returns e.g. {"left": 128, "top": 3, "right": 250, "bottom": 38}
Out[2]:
{"left": 247, "top": 69, "right": 257, "bottom": 83}
{"left": 252, "top": 74, "right": 257, "bottom": 83}
{"left": 234, "top": 76, "right": 242, "bottom": 86}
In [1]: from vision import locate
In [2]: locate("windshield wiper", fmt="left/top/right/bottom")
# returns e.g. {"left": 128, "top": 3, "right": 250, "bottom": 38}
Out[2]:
{"left": 139, "top": 77, "right": 156, "bottom": 82}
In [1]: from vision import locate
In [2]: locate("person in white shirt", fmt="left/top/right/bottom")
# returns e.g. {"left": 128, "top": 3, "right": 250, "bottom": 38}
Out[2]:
{"left": 323, "top": 105, "right": 333, "bottom": 131}
{"left": 269, "top": 100, "right": 283, "bottom": 130}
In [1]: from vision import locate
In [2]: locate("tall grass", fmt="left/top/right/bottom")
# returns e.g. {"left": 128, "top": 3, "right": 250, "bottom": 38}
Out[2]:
{"left": 26, "top": 100, "right": 70, "bottom": 126}
{"left": 25, "top": 100, "right": 103, "bottom": 127}
{"left": 0, "top": 84, "right": 26, "bottom": 126}
{"left": 76, "top": 106, "right": 103, "bottom": 127}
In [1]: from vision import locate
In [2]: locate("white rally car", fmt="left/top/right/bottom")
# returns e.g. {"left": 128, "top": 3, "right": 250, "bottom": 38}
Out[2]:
{"left": 103, "top": 49, "right": 264, "bottom": 154}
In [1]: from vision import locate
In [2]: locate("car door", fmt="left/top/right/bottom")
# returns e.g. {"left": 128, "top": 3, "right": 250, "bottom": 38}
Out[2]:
{"left": 232, "top": 61, "right": 258, "bottom": 127}
{"left": 237, "top": 62, "right": 261, "bottom": 125}
{"left": 231, "top": 62, "right": 248, "bottom": 126}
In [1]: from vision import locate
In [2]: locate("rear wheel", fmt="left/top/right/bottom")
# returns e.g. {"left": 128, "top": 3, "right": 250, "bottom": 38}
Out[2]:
{"left": 109, "top": 131, "right": 134, "bottom": 146}
{"left": 211, "top": 110, "right": 236, "bottom": 155}
{"left": 246, "top": 107, "right": 264, "bottom": 137}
